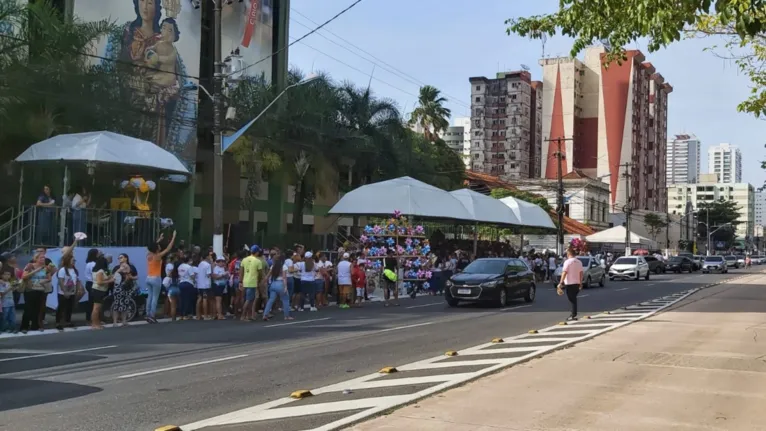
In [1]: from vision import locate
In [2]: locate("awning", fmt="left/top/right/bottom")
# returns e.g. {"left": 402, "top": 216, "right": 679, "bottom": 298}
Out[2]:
{"left": 498, "top": 197, "right": 556, "bottom": 229}
{"left": 586, "top": 225, "right": 657, "bottom": 247}
{"left": 448, "top": 188, "right": 522, "bottom": 226}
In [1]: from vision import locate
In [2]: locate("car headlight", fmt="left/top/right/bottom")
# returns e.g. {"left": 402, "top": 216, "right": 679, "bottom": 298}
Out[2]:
{"left": 446, "top": 281, "right": 454, "bottom": 288}
{"left": 480, "top": 280, "right": 499, "bottom": 288}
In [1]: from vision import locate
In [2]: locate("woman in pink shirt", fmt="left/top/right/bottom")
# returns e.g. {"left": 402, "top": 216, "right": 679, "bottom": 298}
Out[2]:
{"left": 557, "top": 247, "right": 584, "bottom": 321}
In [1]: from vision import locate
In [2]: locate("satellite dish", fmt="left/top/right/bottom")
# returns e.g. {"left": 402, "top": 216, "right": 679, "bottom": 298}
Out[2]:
{"left": 520, "top": 64, "right": 530, "bottom": 71}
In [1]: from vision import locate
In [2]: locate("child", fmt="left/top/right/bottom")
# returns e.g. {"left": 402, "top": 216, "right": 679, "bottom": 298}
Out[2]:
{"left": 351, "top": 261, "right": 366, "bottom": 307}
{"left": 0, "top": 269, "right": 17, "bottom": 332}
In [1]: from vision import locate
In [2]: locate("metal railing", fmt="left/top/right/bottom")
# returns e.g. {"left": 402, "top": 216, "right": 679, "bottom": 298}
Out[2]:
{"left": 0, "top": 207, "right": 33, "bottom": 254}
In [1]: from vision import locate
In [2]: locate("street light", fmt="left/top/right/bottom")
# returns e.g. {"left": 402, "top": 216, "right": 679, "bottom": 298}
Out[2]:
{"left": 698, "top": 221, "right": 731, "bottom": 256}
{"left": 211, "top": 73, "right": 320, "bottom": 257}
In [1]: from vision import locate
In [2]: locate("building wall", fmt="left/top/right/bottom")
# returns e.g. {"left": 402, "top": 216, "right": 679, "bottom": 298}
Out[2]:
{"left": 755, "top": 188, "right": 766, "bottom": 227}
{"left": 708, "top": 143, "right": 743, "bottom": 184}
{"left": 667, "top": 182, "right": 755, "bottom": 239}
{"left": 539, "top": 58, "right": 582, "bottom": 178}
{"left": 667, "top": 134, "right": 700, "bottom": 185}
{"left": 514, "top": 179, "right": 611, "bottom": 230}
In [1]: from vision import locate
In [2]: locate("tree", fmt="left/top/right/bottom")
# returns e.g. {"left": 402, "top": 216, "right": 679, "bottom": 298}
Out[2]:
{"left": 409, "top": 85, "right": 451, "bottom": 141}
{"left": 643, "top": 213, "right": 668, "bottom": 242}
{"left": 490, "top": 187, "right": 551, "bottom": 211}
{"left": 696, "top": 199, "right": 742, "bottom": 248}
{"left": 506, "top": 0, "right": 766, "bottom": 118}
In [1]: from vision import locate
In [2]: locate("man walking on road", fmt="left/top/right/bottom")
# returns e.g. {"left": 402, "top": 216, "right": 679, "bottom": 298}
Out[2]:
{"left": 557, "top": 247, "right": 583, "bottom": 321}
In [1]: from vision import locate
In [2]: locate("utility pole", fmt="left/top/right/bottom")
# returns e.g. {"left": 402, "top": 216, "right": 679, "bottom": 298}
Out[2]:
{"left": 212, "top": 0, "right": 224, "bottom": 257}
{"left": 621, "top": 163, "right": 633, "bottom": 256}
{"left": 545, "top": 136, "right": 574, "bottom": 256}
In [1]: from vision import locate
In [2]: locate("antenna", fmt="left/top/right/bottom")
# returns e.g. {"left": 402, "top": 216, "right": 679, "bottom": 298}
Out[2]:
{"left": 520, "top": 64, "right": 530, "bottom": 71}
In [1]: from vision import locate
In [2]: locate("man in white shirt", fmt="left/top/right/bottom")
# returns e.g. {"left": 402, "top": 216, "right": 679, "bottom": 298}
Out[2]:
{"left": 336, "top": 253, "right": 352, "bottom": 308}
{"left": 196, "top": 256, "right": 212, "bottom": 319}
{"left": 548, "top": 255, "right": 557, "bottom": 281}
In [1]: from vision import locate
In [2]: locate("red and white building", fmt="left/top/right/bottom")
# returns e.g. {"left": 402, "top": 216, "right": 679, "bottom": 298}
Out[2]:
{"left": 539, "top": 46, "right": 672, "bottom": 212}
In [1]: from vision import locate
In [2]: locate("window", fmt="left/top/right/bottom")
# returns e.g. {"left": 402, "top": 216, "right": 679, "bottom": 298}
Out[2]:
{"left": 476, "top": 85, "right": 481, "bottom": 91}
{"left": 475, "top": 97, "right": 481, "bottom": 102}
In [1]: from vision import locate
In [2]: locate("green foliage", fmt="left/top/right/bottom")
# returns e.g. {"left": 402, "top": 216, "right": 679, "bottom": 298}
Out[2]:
{"left": 506, "top": 0, "right": 766, "bottom": 118}
{"left": 409, "top": 85, "right": 451, "bottom": 141}
{"left": 643, "top": 213, "right": 668, "bottom": 241}
{"left": 490, "top": 187, "right": 552, "bottom": 211}
{"left": 697, "top": 199, "right": 742, "bottom": 245}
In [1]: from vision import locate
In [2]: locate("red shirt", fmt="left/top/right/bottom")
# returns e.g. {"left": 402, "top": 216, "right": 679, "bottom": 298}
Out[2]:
{"left": 351, "top": 267, "right": 366, "bottom": 288}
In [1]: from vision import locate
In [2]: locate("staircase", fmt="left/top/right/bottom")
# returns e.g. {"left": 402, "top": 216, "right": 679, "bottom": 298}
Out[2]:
{"left": 0, "top": 207, "right": 34, "bottom": 254}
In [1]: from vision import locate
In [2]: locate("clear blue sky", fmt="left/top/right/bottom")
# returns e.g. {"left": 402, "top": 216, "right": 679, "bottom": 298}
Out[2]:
{"left": 288, "top": 0, "right": 764, "bottom": 186}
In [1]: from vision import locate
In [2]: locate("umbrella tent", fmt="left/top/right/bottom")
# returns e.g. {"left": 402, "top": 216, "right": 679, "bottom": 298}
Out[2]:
{"left": 586, "top": 225, "right": 657, "bottom": 248}
{"left": 448, "top": 188, "right": 523, "bottom": 226}
{"left": 498, "top": 197, "right": 556, "bottom": 229}
{"left": 14, "top": 131, "right": 190, "bottom": 175}
{"left": 328, "top": 176, "right": 476, "bottom": 221}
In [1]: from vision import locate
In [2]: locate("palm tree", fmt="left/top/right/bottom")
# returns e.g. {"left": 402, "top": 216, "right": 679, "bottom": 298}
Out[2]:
{"left": 409, "top": 85, "right": 451, "bottom": 141}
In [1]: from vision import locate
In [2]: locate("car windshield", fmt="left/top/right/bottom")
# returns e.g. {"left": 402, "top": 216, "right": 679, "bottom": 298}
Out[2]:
{"left": 669, "top": 257, "right": 684, "bottom": 263}
{"left": 614, "top": 257, "right": 637, "bottom": 265}
{"left": 736, "top": 255, "right": 745, "bottom": 259}
{"left": 724, "top": 256, "right": 736, "bottom": 261}
{"left": 576, "top": 257, "right": 591, "bottom": 266}
{"left": 705, "top": 256, "right": 724, "bottom": 262}
{"left": 461, "top": 260, "right": 507, "bottom": 274}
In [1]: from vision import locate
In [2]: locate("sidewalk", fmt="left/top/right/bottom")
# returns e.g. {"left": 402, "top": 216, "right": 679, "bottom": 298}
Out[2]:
{"left": 350, "top": 274, "right": 766, "bottom": 431}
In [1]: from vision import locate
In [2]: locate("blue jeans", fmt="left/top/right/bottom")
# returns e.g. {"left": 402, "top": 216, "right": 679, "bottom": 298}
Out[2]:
{"left": 300, "top": 279, "right": 316, "bottom": 308}
{"left": 1, "top": 306, "right": 14, "bottom": 331}
{"left": 145, "top": 276, "right": 162, "bottom": 318}
{"left": 286, "top": 277, "right": 294, "bottom": 298}
{"left": 263, "top": 280, "right": 290, "bottom": 318}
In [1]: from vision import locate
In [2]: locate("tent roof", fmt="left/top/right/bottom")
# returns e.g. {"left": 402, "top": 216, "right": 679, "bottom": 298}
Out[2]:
{"left": 586, "top": 225, "right": 656, "bottom": 246}
{"left": 328, "top": 176, "right": 476, "bottom": 221}
{"left": 14, "top": 131, "right": 190, "bottom": 175}
{"left": 448, "top": 188, "right": 522, "bottom": 226}
{"left": 498, "top": 196, "right": 556, "bottom": 229}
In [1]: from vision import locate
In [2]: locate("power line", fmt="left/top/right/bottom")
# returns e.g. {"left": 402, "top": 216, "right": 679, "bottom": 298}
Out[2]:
{"left": 233, "top": 0, "right": 366, "bottom": 77}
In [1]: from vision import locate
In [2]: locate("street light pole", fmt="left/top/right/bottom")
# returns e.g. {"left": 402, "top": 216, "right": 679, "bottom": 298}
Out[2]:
{"left": 212, "top": 0, "right": 225, "bottom": 257}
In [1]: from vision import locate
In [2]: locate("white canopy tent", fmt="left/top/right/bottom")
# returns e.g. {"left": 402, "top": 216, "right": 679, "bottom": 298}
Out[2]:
{"left": 448, "top": 189, "right": 523, "bottom": 225}
{"left": 498, "top": 197, "right": 556, "bottom": 229}
{"left": 586, "top": 225, "right": 657, "bottom": 248}
{"left": 328, "top": 176, "right": 476, "bottom": 221}
{"left": 14, "top": 131, "right": 190, "bottom": 175}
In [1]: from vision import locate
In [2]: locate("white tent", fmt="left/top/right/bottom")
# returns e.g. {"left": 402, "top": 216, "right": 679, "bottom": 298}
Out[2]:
{"left": 14, "top": 131, "right": 190, "bottom": 175}
{"left": 499, "top": 196, "right": 556, "bottom": 229}
{"left": 449, "top": 189, "right": 522, "bottom": 226}
{"left": 328, "top": 176, "right": 476, "bottom": 221}
{"left": 586, "top": 225, "right": 657, "bottom": 247}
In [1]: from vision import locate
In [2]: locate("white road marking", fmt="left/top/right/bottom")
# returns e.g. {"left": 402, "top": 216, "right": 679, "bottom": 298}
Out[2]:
{"left": 616, "top": 287, "right": 629, "bottom": 291}
{"left": 118, "top": 354, "right": 248, "bottom": 379}
{"left": 376, "top": 321, "right": 435, "bottom": 333}
{"left": 398, "top": 359, "right": 506, "bottom": 371}
{"left": 406, "top": 302, "right": 443, "bottom": 309}
{"left": 462, "top": 346, "right": 543, "bottom": 355}
{"left": 646, "top": 283, "right": 655, "bottom": 286}
{"left": 578, "top": 294, "right": 590, "bottom": 298}
{"left": 502, "top": 304, "right": 533, "bottom": 311}
{"left": 264, "top": 318, "right": 330, "bottom": 328}
{"left": 0, "top": 345, "right": 117, "bottom": 362}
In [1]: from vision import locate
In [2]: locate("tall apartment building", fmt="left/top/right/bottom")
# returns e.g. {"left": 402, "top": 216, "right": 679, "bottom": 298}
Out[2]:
{"left": 708, "top": 143, "right": 742, "bottom": 183}
{"left": 667, "top": 134, "right": 701, "bottom": 185}
{"left": 441, "top": 117, "right": 472, "bottom": 167}
{"left": 539, "top": 46, "right": 673, "bottom": 212}
{"left": 755, "top": 186, "right": 766, "bottom": 228}
{"left": 468, "top": 71, "right": 543, "bottom": 178}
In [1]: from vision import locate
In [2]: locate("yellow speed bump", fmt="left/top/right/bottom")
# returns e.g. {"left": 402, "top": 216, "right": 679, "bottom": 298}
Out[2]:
{"left": 584, "top": 316, "right": 591, "bottom": 319}
{"left": 491, "top": 338, "right": 504, "bottom": 343}
{"left": 557, "top": 321, "right": 567, "bottom": 325}
{"left": 604, "top": 311, "right": 611, "bottom": 315}
{"left": 290, "top": 390, "right": 313, "bottom": 399}
{"left": 379, "top": 366, "right": 398, "bottom": 374}
{"left": 445, "top": 350, "right": 459, "bottom": 357}
{"left": 528, "top": 329, "right": 538, "bottom": 334}
{"left": 155, "top": 427, "right": 181, "bottom": 431}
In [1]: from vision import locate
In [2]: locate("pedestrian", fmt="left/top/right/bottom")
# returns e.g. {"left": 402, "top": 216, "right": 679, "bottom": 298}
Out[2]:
{"left": 383, "top": 250, "right": 399, "bottom": 307}
{"left": 195, "top": 252, "right": 212, "bottom": 320}
{"left": 240, "top": 245, "right": 266, "bottom": 321}
{"left": 0, "top": 268, "right": 17, "bottom": 333}
{"left": 211, "top": 256, "right": 228, "bottom": 320}
{"left": 262, "top": 254, "right": 292, "bottom": 321}
{"left": 145, "top": 230, "right": 177, "bottom": 323}
{"left": 177, "top": 255, "right": 197, "bottom": 320}
{"left": 295, "top": 251, "right": 318, "bottom": 311}
{"left": 55, "top": 252, "right": 79, "bottom": 331}
{"left": 89, "top": 256, "right": 114, "bottom": 330}
{"left": 336, "top": 253, "right": 352, "bottom": 309}
{"left": 557, "top": 247, "right": 584, "bottom": 321}
{"left": 351, "top": 261, "right": 366, "bottom": 307}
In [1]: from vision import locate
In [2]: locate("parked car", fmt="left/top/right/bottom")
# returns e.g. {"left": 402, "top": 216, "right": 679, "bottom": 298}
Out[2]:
{"left": 644, "top": 256, "right": 666, "bottom": 274}
{"left": 701, "top": 255, "right": 728, "bottom": 273}
{"left": 608, "top": 256, "right": 651, "bottom": 281}
{"left": 754, "top": 255, "right": 765, "bottom": 265}
{"left": 551, "top": 256, "right": 606, "bottom": 288}
{"left": 724, "top": 255, "right": 739, "bottom": 269}
{"left": 666, "top": 256, "right": 694, "bottom": 273}
{"left": 692, "top": 255, "right": 704, "bottom": 270}
{"left": 445, "top": 258, "right": 536, "bottom": 307}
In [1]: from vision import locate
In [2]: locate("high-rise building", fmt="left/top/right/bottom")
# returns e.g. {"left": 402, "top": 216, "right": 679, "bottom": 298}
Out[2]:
{"left": 539, "top": 46, "right": 673, "bottom": 212}
{"left": 468, "top": 71, "right": 543, "bottom": 178}
{"left": 708, "top": 143, "right": 742, "bottom": 183}
{"left": 755, "top": 186, "right": 766, "bottom": 228}
{"left": 441, "top": 117, "right": 472, "bottom": 167}
{"left": 667, "top": 134, "right": 701, "bottom": 185}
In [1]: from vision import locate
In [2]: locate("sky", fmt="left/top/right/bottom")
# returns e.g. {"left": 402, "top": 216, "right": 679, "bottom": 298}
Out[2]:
{"left": 287, "top": 0, "right": 764, "bottom": 186}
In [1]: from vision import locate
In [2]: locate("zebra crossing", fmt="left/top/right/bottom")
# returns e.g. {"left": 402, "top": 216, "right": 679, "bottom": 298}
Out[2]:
{"left": 177, "top": 286, "right": 711, "bottom": 431}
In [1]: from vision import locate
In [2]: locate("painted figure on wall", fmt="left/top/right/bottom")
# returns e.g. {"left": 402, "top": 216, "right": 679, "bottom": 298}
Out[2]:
{"left": 104, "top": 0, "right": 197, "bottom": 164}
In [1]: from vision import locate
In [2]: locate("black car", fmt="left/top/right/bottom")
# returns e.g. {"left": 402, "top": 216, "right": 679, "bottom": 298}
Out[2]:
{"left": 644, "top": 256, "right": 666, "bottom": 274}
{"left": 445, "top": 258, "right": 536, "bottom": 307}
{"left": 666, "top": 256, "right": 694, "bottom": 273}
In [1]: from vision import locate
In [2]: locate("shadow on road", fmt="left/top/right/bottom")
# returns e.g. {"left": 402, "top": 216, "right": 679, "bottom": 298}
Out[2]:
{"left": 0, "top": 378, "right": 102, "bottom": 412}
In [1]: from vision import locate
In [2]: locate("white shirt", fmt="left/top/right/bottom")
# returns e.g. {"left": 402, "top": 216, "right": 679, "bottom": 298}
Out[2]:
{"left": 315, "top": 261, "right": 332, "bottom": 280}
{"left": 57, "top": 268, "right": 78, "bottom": 295}
{"left": 296, "top": 261, "right": 317, "bottom": 282}
{"left": 284, "top": 258, "right": 294, "bottom": 277}
{"left": 291, "top": 259, "right": 301, "bottom": 279}
{"left": 84, "top": 261, "right": 95, "bottom": 282}
{"left": 71, "top": 193, "right": 84, "bottom": 210}
{"left": 548, "top": 257, "right": 556, "bottom": 268}
{"left": 337, "top": 260, "right": 352, "bottom": 285}
{"left": 212, "top": 265, "right": 227, "bottom": 285}
{"left": 178, "top": 263, "right": 195, "bottom": 285}
{"left": 196, "top": 260, "right": 212, "bottom": 289}
{"left": 165, "top": 262, "right": 174, "bottom": 276}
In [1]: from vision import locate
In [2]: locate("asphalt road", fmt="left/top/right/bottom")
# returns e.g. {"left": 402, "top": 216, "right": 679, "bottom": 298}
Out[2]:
{"left": 0, "top": 268, "right": 754, "bottom": 431}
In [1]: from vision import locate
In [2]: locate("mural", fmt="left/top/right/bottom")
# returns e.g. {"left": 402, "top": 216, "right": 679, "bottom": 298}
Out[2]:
{"left": 73, "top": 0, "right": 200, "bottom": 165}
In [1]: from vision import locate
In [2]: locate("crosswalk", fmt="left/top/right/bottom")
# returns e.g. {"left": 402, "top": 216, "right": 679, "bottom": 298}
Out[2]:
{"left": 179, "top": 287, "right": 704, "bottom": 431}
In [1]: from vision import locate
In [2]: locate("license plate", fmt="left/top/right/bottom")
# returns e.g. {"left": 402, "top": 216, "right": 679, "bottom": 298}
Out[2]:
{"left": 457, "top": 288, "right": 472, "bottom": 295}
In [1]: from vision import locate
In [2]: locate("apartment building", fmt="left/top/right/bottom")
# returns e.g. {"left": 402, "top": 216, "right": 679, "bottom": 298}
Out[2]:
{"left": 755, "top": 186, "right": 766, "bottom": 228}
{"left": 708, "top": 143, "right": 742, "bottom": 184}
{"left": 468, "top": 71, "right": 543, "bottom": 178}
{"left": 666, "top": 134, "right": 701, "bottom": 185}
{"left": 667, "top": 174, "right": 755, "bottom": 239}
{"left": 539, "top": 46, "right": 673, "bottom": 212}
{"left": 441, "top": 117, "right": 471, "bottom": 167}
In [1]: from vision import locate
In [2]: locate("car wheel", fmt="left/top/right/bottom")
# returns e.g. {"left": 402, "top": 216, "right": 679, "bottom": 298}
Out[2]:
{"left": 655, "top": 267, "right": 660, "bottom": 274}
{"left": 599, "top": 274, "right": 605, "bottom": 287}
{"left": 524, "top": 284, "right": 536, "bottom": 303}
{"left": 446, "top": 297, "right": 459, "bottom": 307}
{"left": 645, "top": 270, "right": 650, "bottom": 280}
{"left": 609, "top": 277, "right": 614, "bottom": 281}
{"left": 585, "top": 276, "right": 591, "bottom": 289}
{"left": 498, "top": 288, "right": 508, "bottom": 308}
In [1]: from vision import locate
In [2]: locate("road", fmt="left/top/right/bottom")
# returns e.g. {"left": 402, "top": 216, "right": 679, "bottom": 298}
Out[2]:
{"left": 0, "top": 269, "right": 752, "bottom": 431}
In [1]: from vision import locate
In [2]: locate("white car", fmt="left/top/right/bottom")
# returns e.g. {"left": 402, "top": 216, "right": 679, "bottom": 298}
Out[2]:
{"left": 608, "top": 256, "right": 651, "bottom": 281}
